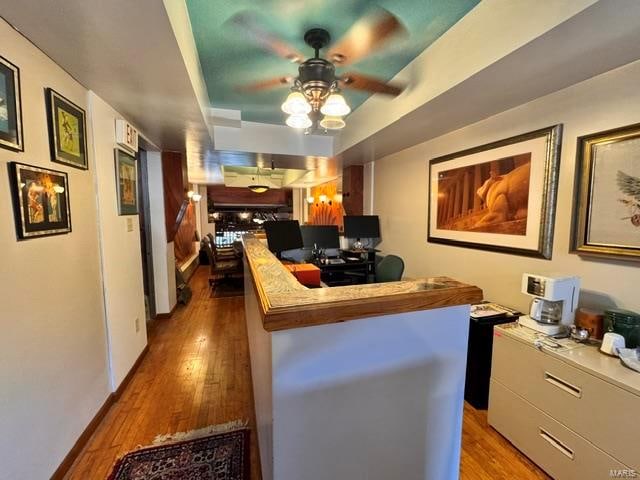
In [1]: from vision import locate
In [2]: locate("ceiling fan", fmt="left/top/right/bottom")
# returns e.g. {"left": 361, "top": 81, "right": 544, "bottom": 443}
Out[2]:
{"left": 232, "top": 7, "right": 407, "bottom": 132}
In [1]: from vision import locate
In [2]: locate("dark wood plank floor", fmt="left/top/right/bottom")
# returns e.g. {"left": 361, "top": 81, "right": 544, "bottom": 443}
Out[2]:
{"left": 65, "top": 267, "right": 549, "bottom": 479}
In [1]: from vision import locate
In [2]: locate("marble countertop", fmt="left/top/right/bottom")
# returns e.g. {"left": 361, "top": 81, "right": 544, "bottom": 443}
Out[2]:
{"left": 243, "top": 236, "right": 483, "bottom": 331}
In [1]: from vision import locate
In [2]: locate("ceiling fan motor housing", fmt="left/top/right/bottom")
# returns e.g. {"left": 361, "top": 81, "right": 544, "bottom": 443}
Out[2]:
{"left": 298, "top": 58, "right": 335, "bottom": 107}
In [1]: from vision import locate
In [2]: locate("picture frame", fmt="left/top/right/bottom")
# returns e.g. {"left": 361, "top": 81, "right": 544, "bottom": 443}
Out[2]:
{"left": 115, "top": 148, "right": 138, "bottom": 215}
{"left": 571, "top": 122, "right": 640, "bottom": 261}
{"left": 428, "top": 125, "right": 563, "bottom": 259}
{"left": 9, "top": 162, "right": 71, "bottom": 239}
{"left": 0, "top": 55, "right": 24, "bottom": 151}
{"left": 45, "top": 88, "right": 88, "bottom": 170}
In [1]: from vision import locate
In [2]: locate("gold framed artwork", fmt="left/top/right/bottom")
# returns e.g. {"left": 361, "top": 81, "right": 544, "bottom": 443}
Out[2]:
{"left": 428, "top": 125, "right": 563, "bottom": 259}
{"left": 46, "top": 88, "right": 88, "bottom": 170}
{"left": 571, "top": 122, "right": 640, "bottom": 261}
{"left": 115, "top": 148, "right": 138, "bottom": 215}
{"left": 9, "top": 162, "right": 71, "bottom": 239}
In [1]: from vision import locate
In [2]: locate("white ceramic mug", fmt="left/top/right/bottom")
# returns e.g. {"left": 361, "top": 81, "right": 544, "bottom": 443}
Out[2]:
{"left": 600, "top": 332, "right": 626, "bottom": 356}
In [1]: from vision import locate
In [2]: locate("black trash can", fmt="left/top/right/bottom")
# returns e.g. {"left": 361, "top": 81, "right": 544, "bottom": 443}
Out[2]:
{"left": 464, "top": 314, "right": 518, "bottom": 409}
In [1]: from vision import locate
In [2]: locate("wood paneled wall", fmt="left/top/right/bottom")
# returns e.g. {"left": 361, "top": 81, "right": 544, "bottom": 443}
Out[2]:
{"left": 207, "top": 185, "right": 292, "bottom": 206}
{"left": 174, "top": 202, "right": 196, "bottom": 266}
{"left": 342, "top": 165, "right": 363, "bottom": 215}
{"left": 161, "top": 151, "right": 188, "bottom": 242}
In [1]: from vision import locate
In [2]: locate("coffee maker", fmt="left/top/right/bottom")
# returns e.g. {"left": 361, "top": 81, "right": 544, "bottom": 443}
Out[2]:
{"left": 518, "top": 273, "right": 580, "bottom": 335}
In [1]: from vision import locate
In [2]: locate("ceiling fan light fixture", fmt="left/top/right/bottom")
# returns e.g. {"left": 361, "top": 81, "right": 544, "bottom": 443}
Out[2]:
{"left": 281, "top": 91, "right": 311, "bottom": 115}
{"left": 320, "top": 92, "right": 350, "bottom": 116}
{"left": 286, "top": 113, "right": 312, "bottom": 129}
{"left": 320, "top": 115, "right": 346, "bottom": 130}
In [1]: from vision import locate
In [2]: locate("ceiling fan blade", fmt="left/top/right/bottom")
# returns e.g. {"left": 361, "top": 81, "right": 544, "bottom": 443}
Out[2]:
{"left": 340, "top": 73, "right": 404, "bottom": 96}
{"left": 229, "top": 11, "right": 305, "bottom": 63}
{"left": 327, "top": 7, "right": 407, "bottom": 67}
{"left": 236, "top": 76, "right": 293, "bottom": 92}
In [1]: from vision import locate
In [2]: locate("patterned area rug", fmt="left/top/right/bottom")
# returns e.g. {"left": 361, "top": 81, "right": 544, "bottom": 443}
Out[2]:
{"left": 107, "top": 423, "right": 250, "bottom": 480}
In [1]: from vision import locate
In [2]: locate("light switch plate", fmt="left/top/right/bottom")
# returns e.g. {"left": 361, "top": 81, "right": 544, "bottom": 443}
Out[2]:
{"left": 126, "top": 218, "right": 133, "bottom": 232}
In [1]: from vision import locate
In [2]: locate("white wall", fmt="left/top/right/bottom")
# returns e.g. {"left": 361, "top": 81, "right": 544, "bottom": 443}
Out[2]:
{"left": 373, "top": 59, "right": 640, "bottom": 314}
{"left": 147, "top": 151, "right": 177, "bottom": 315}
{"left": 198, "top": 184, "right": 215, "bottom": 237}
{"left": 0, "top": 21, "right": 110, "bottom": 480}
{"left": 89, "top": 93, "right": 148, "bottom": 390}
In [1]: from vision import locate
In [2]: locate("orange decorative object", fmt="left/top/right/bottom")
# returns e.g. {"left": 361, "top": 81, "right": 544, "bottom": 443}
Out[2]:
{"left": 308, "top": 180, "right": 345, "bottom": 229}
{"left": 284, "top": 263, "right": 321, "bottom": 287}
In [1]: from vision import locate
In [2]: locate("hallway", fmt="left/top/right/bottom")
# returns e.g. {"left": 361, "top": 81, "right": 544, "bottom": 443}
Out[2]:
{"left": 65, "top": 267, "right": 548, "bottom": 479}
{"left": 65, "top": 269, "right": 261, "bottom": 479}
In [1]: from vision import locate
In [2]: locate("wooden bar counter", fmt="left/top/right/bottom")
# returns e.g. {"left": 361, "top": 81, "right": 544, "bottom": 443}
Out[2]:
{"left": 242, "top": 236, "right": 483, "bottom": 480}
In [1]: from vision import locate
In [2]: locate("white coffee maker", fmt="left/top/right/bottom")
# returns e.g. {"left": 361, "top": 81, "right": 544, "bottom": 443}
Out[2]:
{"left": 518, "top": 273, "right": 580, "bottom": 335}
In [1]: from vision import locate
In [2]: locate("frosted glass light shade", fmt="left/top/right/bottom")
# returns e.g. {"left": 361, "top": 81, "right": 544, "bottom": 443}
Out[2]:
{"left": 281, "top": 91, "right": 311, "bottom": 115}
{"left": 319, "top": 115, "right": 346, "bottom": 130}
{"left": 286, "top": 113, "right": 312, "bottom": 129}
{"left": 320, "top": 93, "right": 350, "bottom": 116}
{"left": 248, "top": 185, "right": 270, "bottom": 193}
{"left": 306, "top": 195, "right": 315, "bottom": 204}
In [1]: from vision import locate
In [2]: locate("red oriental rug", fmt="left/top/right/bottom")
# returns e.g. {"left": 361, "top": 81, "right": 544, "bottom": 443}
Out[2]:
{"left": 107, "top": 423, "right": 250, "bottom": 480}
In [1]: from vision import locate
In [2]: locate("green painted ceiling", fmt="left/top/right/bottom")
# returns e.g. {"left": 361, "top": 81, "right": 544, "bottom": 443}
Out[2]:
{"left": 186, "top": 0, "right": 480, "bottom": 125}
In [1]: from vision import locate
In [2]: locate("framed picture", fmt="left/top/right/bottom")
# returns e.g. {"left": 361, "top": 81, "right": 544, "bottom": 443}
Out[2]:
{"left": 9, "top": 162, "right": 71, "bottom": 239}
{"left": 115, "top": 148, "right": 138, "bottom": 215}
{"left": 428, "top": 125, "right": 563, "bottom": 259}
{"left": 571, "top": 123, "right": 640, "bottom": 261}
{"left": 45, "top": 88, "right": 88, "bottom": 169}
{"left": 0, "top": 55, "right": 23, "bottom": 151}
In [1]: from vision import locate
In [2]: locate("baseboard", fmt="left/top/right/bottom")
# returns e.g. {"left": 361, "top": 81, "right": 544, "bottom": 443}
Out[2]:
{"left": 114, "top": 345, "right": 149, "bottom": 400}
{"left": 50, "top": 344, "right": 149, "bottom": 479}
{"left": 155, "top": 303, "right": 178, "bottom": 320}
{"left": 50, "top": 393, "right": 114, "bottom": 480}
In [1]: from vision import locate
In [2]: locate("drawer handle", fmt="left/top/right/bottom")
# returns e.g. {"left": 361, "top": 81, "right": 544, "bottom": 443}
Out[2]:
{"left": 544, "top": 371, "right": 582, "bottom": 398}
{"left": 539, "top": 428, "right": 575, "bottom": 460}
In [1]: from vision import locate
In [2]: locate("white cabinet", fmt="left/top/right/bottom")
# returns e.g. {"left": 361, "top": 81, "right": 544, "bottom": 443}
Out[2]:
{"left": 489, "top": 326, "right": 639, "bottom": 479}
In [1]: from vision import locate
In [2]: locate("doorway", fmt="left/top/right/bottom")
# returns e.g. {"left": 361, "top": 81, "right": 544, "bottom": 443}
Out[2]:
{"left": 137, "top": 148, "right": 156, "bottom": 320}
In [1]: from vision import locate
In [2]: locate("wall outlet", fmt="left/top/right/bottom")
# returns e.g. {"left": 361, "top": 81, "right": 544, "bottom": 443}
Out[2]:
{"left": 126, "top": 218, "right": 133, "bottom": 232}
{"left": 135, "top": 317, "right": 140, "bottom": 333}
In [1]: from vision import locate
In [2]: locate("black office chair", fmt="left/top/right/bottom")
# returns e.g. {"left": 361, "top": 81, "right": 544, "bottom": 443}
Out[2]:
{"left": 375, "top": 255, "right": 405, "bottom": 283}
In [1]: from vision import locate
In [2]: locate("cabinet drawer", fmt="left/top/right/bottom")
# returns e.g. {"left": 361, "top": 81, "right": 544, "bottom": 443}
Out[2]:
{"left": 491, "top": 333, "right": 639, "bottom": 469}
{"left": 489, "top": 380, "right": 627, "bottom": 480}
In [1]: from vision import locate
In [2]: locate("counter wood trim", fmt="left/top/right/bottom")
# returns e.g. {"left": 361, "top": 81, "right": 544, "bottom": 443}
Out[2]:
{"left": 243, "top": 236, "right": 483, "bottom": 331}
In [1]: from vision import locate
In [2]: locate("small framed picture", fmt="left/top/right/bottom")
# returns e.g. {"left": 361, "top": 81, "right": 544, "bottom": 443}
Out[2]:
{"left": 428, "top": 125, "right": 563, "bottom": 259}
{"left": 571, "top": 123, "right": 640, "bottom": 260}
{"left": 115, "top": 148, "right": 138, "bottom": 215}
{"left": 0, "top": 55, "right": 24, "bottom": 151}
{"left": 46, "top": 88, "right": 88, "bottom": 169}
{"left": 9, "top": 162, "right": 71, "bottom": 239}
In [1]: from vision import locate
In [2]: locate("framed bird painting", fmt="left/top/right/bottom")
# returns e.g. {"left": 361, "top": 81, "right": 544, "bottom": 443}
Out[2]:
{"left": 45, "top": 88, "right": 88, "bottom": 170}
{"left": 571, "top": 122, "right": 640, "bottom": 260}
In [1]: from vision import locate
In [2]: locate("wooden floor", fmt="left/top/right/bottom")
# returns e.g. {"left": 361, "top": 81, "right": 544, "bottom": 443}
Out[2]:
{"left": 65, "top": 267, "right": 550, "bottom": 479}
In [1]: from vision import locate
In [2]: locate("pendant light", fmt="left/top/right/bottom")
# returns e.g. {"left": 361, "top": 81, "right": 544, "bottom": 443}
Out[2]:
{"left": 248, "top": 166, "right": 270, "bottom": 193}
